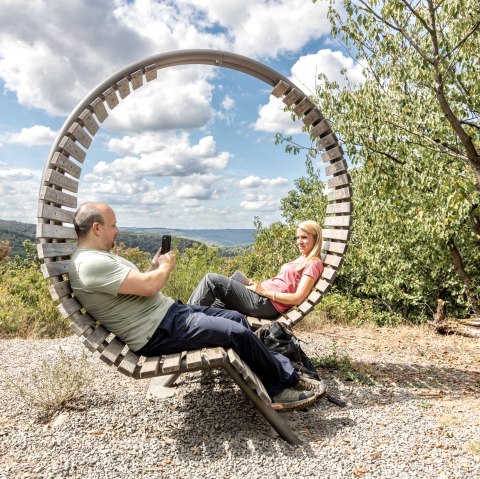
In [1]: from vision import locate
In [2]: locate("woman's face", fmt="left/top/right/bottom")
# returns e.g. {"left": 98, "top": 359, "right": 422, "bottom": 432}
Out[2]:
{"left": 296, "top": 227, "right": 316, "bottom": 256}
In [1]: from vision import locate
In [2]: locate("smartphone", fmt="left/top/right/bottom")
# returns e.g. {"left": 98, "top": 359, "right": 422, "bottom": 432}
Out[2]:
{"left": 160, "top": 235, "right": 171, "bottom": 255}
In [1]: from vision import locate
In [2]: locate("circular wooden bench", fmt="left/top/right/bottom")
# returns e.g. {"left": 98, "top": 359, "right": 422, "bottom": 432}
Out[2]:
{"left": 36, "top": 49, "right": 352, "bottom": 445}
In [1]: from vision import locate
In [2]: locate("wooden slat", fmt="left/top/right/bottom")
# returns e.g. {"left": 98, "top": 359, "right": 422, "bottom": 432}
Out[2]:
{"left": 99, "top": 338, "right": 126, "bottom": 366}
{"left": 161, "top": 352, "right": 183, "bottom": 374}
{"left": 327, "top": 173, "right": 350, "bottom": 189}
{"left": 91, "top": 98, "right": 108, "bottom": 123}
{"left": 37, "top": 223, "right": 76, "bottom": 240}
{"left": 50, "top": 152, "right": 82, "bottom": 179}
{"left": 83, "top": 325, "right": 110, "bottom": 353}
{"left": 328, "top": 186, "right": 351, "bottom": 202}
{"left": 326, "top": 201, "right": 352, "bottom": 214}
{"left": 322, "top": 254, "right": 343, "bottom": 269}
{"left": 322, "top": 267, "right": 337, "bottom": 282}
{"left": 140, "top": 356, "right": 162, "bottom": 378}
{"left": 302, "top": 108, "right": 323, "bottom": 127}
{"left": 324, "top": 215, "right": 352, "bottom": 228}
{"left": 322, "top": 240, "right": 348, "bottom": 254}
{"left": 271, "top": 80, "right": 290, "bottom": 98}
{"left": 202, "top": 347, "right": 226, "bottom": 366}
{"left": 57, "top": 296, "right": 82, "bottom": 317}
{"left": 325, "top": 159, "right": 348, "bottom": 176}
{"left": 322, "top": 229, "right": 350, "bottom": 241}
{"left": 307, "top": 290, "right": 322, "bottom": 304}
{"left": 322, "top": 146, "right": 343, "bottom": 162}
{"left": 70, "top": 313, "right": 96, "bottom": 336}
{"left": 68, "top": 122, "right": 92, "bottom": 149}
{"left": 130, "top": 70, "right": 144, "bottom": 90}
{"left": 47, "top": 280, "right": 72, "bottom": 300}
{"left": 45, "top": 169, "right": 79, "bottom": 193}
{"left": 283, "top": 89, "right": 302, "bottom": 107}
{"left": 317, "top": 132, "right": 338, "bottom": 149}
{"left": 116, "top": 78, "right": 131, "bottom": 99}
{"left": 103, "top": 87, "right": 119, "bottom": 110}
{"left": 284, "top": 309, "right": 303, "bottom": 323}
{"left": 297, "top": 300, "right": 314, "bottom": 314}
{"left": 37, "top": 203, "right": 75, "bottom": 224}
{"left": 117, "top": 350, "right": 140, "bottom": 377}
{"left": 39, "top": 186, "right": 77, "bottom": 208}
{"left": 315, "top": 278, "right": 332, "bottom": 293}
{"left": 59, "top": 137, "right": 86, "bottom": 163}
{"left": 40, "top": 259, "right": 70, "bottom": 278}
{"left": 293, "top": 98, "right": 314, "bottom": 116}
{"left": 186, "top": 350, "right": 203, "bottom": 370}
{"left": 38, "top": 242, "right": 75, "bottom": 259}
{"left": 145, "top": 64, "right": 157, "bottom": 81}
{"left": 310, "top": 119, "right": 332, "bottom": 139}
{"left": 227, "top": 350, "right": 270, "bottom": 403}
{"left": 79, "top": 109, "right": 99, "bottom": 135}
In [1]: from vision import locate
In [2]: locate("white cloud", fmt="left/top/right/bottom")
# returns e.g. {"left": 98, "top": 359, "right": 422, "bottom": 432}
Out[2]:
{"left": 183, "top": 0, "right": 331, "bottom": 58}
{"left": 0, "top": 0, "right": 331, "bottom": 117}
{"left": 0, "top": 164, "right": 41, "bottom": 222}
{"left": 239, "top": 175, "right": 289, "bottom": 189}
{"left": 90, "top": 133, "right": 230, "bottom": 178}
{"left": 237, "top": 174, "right": 289, "bottom": 212}
{"left": 222, "top": 94, "right": 235, "bottom": 111}
{"left": 253, "top": 49, "right": 366, "bottom": 134}
{"left": 0, "top": 125, "right": 57, "bottom": 146}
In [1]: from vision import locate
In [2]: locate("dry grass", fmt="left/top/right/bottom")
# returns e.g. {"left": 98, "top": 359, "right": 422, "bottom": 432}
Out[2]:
{"left": 2, "top": 347, "right": 92, "bottom": 420}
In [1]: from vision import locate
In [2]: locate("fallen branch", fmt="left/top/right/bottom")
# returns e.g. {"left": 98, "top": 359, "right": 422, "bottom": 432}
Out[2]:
{"left": 429, "top": 299, "right": 480, "bottom": 338}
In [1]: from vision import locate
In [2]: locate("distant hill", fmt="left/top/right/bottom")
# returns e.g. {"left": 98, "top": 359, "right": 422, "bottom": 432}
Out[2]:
{"left": 122, "top": 227, "right": 255, "bottom": 247}
{"left": 0, "top": 219, "right": 254, "bottom": 258}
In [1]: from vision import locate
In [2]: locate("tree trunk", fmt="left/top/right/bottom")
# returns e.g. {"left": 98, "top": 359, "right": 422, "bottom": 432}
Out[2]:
{"left": 430, "top": 299, "right": 480, "bottom": 338}
{"left": 447, "top": 238, "right": 480, "bottom": 315}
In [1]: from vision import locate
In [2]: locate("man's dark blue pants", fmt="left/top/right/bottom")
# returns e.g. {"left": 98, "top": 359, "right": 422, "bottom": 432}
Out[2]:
{"left": 135, "top": 302, "right": 298, "bottom": 398}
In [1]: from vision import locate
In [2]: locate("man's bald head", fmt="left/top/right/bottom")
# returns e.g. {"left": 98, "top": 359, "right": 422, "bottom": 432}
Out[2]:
{"left": 74, "top": 202, "right": 111, "bottom": 239}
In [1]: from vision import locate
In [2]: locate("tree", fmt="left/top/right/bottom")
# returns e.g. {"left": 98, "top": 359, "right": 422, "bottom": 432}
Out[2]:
{"left": 313, "top": 0, "right": 480, "bottom": 316}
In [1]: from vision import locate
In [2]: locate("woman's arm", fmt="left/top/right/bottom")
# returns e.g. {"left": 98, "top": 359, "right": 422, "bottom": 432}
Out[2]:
{"left": 246, "top": 274, "right": 317, "bottom": 306}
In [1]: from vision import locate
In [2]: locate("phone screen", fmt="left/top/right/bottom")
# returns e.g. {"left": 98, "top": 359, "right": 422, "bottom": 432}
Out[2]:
{"left": 160, "top": 235, "right": 171, "bottom": 255}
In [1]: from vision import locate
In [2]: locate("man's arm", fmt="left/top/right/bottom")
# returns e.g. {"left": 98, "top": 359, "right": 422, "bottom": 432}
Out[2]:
{"left": 118, "top": 250, "right": 176, "bottom": 297}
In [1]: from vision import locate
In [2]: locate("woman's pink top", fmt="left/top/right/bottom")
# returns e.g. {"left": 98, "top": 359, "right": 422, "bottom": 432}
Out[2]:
{"left": 261, "top": 256, "right": 323, "bottom": 313}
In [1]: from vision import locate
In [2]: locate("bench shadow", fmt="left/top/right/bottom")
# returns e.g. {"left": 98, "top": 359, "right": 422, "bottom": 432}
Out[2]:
{"left": 156, "top": 370, "right": 354, "bottom": 459}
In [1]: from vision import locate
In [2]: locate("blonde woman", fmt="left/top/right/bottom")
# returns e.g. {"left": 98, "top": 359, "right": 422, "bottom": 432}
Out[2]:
{"left": 188, "top": 220, "right": 323, "bottom": 319}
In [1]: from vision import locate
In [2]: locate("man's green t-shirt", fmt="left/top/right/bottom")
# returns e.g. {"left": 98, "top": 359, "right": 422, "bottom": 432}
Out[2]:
{"left": 68, "top": 248, "right": 174, "bottom": 351}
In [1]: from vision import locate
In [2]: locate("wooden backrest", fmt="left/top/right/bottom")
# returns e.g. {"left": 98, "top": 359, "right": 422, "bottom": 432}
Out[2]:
{"left": 36, "top": 50, "right": 352, "bottom": 375}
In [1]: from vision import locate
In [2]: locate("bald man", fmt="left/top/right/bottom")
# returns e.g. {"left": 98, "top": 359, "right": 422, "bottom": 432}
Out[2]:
{"left": 68, "top": 202, "right": 326, "bottom": 410}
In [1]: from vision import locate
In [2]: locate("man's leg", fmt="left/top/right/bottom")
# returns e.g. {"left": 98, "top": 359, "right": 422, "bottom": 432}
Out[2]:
{"left": 139, "top": 303, "right": 298, "bottom": 398}
{"left": 188, "top": 273, "right": 278, "bottom": 318}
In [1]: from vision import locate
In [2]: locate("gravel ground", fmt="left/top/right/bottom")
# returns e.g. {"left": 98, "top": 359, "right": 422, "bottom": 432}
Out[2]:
{"left": 0, "top": 325, "right": 479, "bottom": 479}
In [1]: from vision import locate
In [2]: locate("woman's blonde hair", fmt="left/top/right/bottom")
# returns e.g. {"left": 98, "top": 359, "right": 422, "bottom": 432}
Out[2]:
{"left": 296, "top": 220, "right": 323, "bottom": 270}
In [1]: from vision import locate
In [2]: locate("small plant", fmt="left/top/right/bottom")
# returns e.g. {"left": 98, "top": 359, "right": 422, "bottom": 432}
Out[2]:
{"left": 3, "top": 347, "right": 92, "bottom": 420}
{"left": 312, "top": 341, "right": 375, "bottom": 385}
{"left": 468, "top": 439, "right": 480, "bottom": 456}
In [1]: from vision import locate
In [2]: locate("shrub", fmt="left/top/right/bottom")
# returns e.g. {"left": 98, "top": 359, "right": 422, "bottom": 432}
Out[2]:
{"left": 0, "top": 242, "right": 69, "bottom": 339}
{"left": 316, "top": 292, "right": 403, "bottom": 327}
{"left": 2, "top": 347, "right": 92, "bottom": 420}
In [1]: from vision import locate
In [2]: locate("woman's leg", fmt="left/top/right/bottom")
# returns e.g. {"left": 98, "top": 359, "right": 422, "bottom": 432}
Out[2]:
{"left": 188, "top": 273, "right": 278, "bottom": 318}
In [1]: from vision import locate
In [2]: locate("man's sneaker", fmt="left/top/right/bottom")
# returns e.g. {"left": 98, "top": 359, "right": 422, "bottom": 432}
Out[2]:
{"left": 295, "top": 376, "right": 328, "bottom": 400}
{"left": 271, "top": 388, "right": 317, "bottom": 411}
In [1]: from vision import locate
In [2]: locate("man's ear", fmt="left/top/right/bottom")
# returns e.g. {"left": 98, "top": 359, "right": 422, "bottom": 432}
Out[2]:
{"left": 92, "top": 222, "right": 101, "bottom": 236}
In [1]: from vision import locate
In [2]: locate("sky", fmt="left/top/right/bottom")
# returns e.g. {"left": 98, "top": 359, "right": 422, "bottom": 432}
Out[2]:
{"left": 0, "top": 0, "right": 363, "bottom": 229}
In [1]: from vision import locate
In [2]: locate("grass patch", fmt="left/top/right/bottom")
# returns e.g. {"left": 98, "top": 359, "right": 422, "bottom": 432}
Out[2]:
{"left": 312, "top": 341, "right": 375, "bottom": 385}
{"left": 468, "top": 439, "right": 480, "bottom": 456}
{"left": 2, "top": 347, "right": 92, "bottom": 420}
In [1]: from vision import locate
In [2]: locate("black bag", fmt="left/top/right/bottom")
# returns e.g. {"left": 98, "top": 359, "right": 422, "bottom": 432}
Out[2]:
{"left": 255, "top": 321, "right": 319, "bottom": 380}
